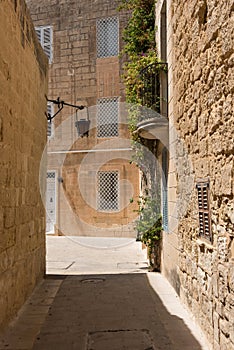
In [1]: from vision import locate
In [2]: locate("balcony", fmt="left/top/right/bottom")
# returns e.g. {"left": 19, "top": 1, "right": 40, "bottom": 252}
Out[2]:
{"left": 135, "top": 62, "right": 168, "bottom": 145}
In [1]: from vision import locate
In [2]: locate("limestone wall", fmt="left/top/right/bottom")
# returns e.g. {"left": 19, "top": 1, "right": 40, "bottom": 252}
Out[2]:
{"left": 0, "top": 0, "right": 48, "bottom": 329}
{"left": 26, "top": 0, "right": 140, "bottom": 237}
{"left": 26, "top": 0, "right": 129, "bottom": 116}
{"left": 155, "top": 0, "right": 181, "bottom": 293}
{"left": 170, "top": 0, "right": 234, "bottom": 348}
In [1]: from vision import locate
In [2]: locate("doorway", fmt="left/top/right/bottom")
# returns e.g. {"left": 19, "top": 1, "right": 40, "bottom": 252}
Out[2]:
{"left": 46, "top": 171, "right": 56, "bottom": 234}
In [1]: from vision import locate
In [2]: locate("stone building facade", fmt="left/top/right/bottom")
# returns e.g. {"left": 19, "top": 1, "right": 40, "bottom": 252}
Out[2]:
{"left": 26, "top": 0, "right": 140, "bottom": 237}
{"left": 0, "top": 0, "right": 48, "bottom": 329}
{"left": 154, "top": 0, "right": 234, "bottom": 348}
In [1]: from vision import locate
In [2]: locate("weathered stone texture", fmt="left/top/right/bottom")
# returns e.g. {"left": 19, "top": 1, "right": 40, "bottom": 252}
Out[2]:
{"left": 0, "top": 0, "right": 48, "bottom": 329}
{"left": 26, "top": 0, "right": 139, "bottom": 236}
{"left": 171, "top": 0, "right": 234, "bottom": 348}
{"left": 26, "top": 0, "right": 128, "bottom": 108}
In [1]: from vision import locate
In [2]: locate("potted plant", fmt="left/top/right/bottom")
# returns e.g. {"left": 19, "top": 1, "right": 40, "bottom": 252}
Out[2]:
{"left": 134, "top": 196, "right": 162, "bottom": 271}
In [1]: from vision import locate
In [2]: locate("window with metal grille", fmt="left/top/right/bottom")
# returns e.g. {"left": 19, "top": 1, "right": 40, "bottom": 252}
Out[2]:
{"left": 196, "top": 181, "right": 212, "bottom": 242}
{"left": 96, "top": 17, "right": 119, "bottom": 58}
{"left": 97, "top": 97, "right": 119, "bottom": 137}
{"left": 162, "top": 148, "right": 168, "bottom": 232}
{"left": 47, "top": 171, "right": 56, "bottom": 179}
{"left": 35, "top": 26, "right": 53, "bottom": 63}
{"left": 47, "top": 103, "right": 54, "bottom": 139}
{"left": 98, "top": 171, "right": 119, "bottom": 211}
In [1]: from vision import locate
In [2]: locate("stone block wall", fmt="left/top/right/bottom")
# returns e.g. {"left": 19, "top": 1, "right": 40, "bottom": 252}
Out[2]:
{"left": 26, "top": 0, "right": 140, "bottom": 237}
{"left": 26, "top": 0, "right": 129, "bottom": 116}
{"left": 155, "top": 0, "right": 181, "bottom": 294}
{"left": 0, "top": 0, "right": 48, "bottom": 329}
{"left": 170, "top": 0, "right": 234, "bottom": 348}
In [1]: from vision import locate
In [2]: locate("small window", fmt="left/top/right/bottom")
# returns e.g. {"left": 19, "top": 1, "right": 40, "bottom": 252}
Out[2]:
{"left": 47, "top": 171, "right": 56, "bottom": 179}
{"left": 97, "top": 97, "right": 119, "bottom": 137}
{"left": 98, "top": 171, "right": 119, "bottom": 211}
{"left": 47, "top": 103, "right": 54, "bottom": 139}
{"left": 96, "top": 17, "right": 119, "bottom": 58}
{"left": 196, "top": 180, "right": 212, "bottom": 242}
{"left": 35, "top": 26, "right": 53, "bottom": 63}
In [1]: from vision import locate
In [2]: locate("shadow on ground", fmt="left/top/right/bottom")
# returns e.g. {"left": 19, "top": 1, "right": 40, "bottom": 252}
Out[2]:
{"left": 28, "top": 273, "right": 203, "bottom": 350}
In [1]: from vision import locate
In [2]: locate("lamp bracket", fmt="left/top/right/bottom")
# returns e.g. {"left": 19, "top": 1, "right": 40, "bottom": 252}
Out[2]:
{"left": 45, "top": 96, "right": 85, "bottom": 122}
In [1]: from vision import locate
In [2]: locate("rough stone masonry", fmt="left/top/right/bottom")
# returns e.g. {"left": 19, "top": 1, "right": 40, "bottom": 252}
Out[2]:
{"left": 171, "top": 0, "right": 234, "bottom": 349}
{"left": 0, "top": 0, "right": 48, "bottom": 329}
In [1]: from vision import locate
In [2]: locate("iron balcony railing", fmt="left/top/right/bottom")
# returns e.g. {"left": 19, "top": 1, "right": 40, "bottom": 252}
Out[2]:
{"left": 139, "top": 62, "right": 168, "bottom": 120}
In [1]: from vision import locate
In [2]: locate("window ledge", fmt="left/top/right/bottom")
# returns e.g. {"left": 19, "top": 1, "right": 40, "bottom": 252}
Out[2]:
{"left": 196, "top": 238, "right": 215, "bottom": 251}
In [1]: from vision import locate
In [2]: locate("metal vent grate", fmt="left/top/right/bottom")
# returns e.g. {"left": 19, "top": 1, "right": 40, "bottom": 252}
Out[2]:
{"left": 97, "top": 97, "right": 119, "bottom": 137}
{"left": 98, "top": 171, "right": 119, "bottom": 211}
{"left": 196, "top": 181, "right": 212, "bottom": 242}
{"left": 96, "top": 17, "right": 119, "bottom": 58}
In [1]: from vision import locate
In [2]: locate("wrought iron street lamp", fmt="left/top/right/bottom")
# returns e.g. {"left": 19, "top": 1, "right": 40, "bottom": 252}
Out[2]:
{"left": 46, "top": 96, "right": 91, "bottom": 137}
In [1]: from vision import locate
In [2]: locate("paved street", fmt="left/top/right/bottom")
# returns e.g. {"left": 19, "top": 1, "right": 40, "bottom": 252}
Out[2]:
{"left": 46, "top": 236, "right": 149, "bottom": 275}
{"left": 0, "top": 236, "right": 211, "bottom": 350}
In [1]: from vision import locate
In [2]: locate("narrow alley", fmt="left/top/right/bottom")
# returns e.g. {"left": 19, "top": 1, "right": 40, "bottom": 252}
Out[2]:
{"left": 1, "top": 1, "right": 233, "bottom": 349}
{"left": 0, "top": 237, "right": 210, "bottom": 350}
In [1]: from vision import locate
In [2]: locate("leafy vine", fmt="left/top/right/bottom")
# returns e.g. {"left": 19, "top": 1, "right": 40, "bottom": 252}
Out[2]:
{"left": 119, "top": 0, "right": 159, "bottom": 163}
{"left": 134, "top": 196, "right": 162, "bottom": 265}
{"left": 120, "top": 1, "right": 163, "bottom": 262}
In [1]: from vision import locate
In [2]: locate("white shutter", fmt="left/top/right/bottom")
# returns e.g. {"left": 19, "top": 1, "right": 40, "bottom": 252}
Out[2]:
{"left": 35, "top": 26, "right": 53, "bottom": 63}
{"left": 43, "top": 27, "right": 52, "bottom": 62}
{"left": 35, "top": 28, "right": 41, "bottom": 42}
{"left": 47, "top": 103, "right": 54, "bottom": 138}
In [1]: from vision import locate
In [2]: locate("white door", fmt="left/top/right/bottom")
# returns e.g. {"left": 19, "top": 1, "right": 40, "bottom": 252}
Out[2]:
{"left": 46, "top": 171, "right": 56, "bottom": 233}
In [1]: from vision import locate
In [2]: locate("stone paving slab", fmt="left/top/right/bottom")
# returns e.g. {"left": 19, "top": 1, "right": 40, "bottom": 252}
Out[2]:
{"left": 0, "top": 237, "right": 211, "bottom": 350}
{"left": 46, "top": 236, "right": 149, "bottom": 275}
{"left": 0, "top": 278, "right": 63, "bottom": 350}
{"left": 34, "top": 274, "right": 199, "bottom": 350}
{"left": 0, "top": 273, "right": 211, "bottom": 350}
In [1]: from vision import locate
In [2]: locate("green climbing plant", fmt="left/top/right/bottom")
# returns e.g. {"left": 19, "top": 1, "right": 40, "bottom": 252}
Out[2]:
{"left": 119, "top": 0, "right": 156, "bottom": 58}
{"left": 119, "top": 0, "right": 159, "bottom": 165}
{"left": 119, "top": 0, "right": 158, "bottom": 110}
{"left": 134, "top": 196, "right": 162, "bottom": 264}
{"left": 120, "top": 1, "right": 163, "bottom": 268}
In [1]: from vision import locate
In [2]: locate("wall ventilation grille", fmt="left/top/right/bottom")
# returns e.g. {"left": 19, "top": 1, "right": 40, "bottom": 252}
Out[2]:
{"left": 196, "top": 181, "right": 212, "bottom": 242}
